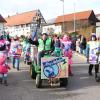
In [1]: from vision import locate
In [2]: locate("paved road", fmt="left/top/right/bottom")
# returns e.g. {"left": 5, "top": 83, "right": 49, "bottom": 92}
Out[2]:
{"left": 0, "top": 54, "right": 100, "bottom": 100}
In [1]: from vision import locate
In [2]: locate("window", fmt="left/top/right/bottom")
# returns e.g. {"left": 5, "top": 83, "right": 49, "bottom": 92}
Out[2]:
{"left": 15, "top": 25, "right": 19, "bottom": 28}
{"left": 26, "top": 24, "right": 30, "bottom": 27}
{"left": 21, "top": 24, "right": 25, "bottom": 28}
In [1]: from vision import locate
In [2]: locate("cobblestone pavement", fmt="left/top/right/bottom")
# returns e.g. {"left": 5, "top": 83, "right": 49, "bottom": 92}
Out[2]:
{"left": 0, "top": 54, "right": 100, "bottom": 100}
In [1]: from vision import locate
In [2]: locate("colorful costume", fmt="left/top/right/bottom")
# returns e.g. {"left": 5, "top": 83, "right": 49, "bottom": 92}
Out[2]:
{"left": 61, "top": 35, "right": 73, "bottom": 76}
{"left": 22, "top": 38, "right": 31, "bottom": 64}
{"left": 0, "top": 37, "right": 9, "bottom": 85}
{"left": 87, "top": 41, "right": 100, "bottom": 64}
{"left": 86, "top": 34, "right": 100, "bottom": 77}
{"left": 61, "top": 36, "right": 73, "bottom": 65}
{"left": 10, "top": 40, "right": 22, "bottom": 70}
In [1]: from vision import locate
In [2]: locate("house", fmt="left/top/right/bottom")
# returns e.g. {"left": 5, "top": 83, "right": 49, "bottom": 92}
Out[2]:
{"left": 5, "top": 10, "right": 46, "bottom": 37}
{"left": 55, "top": 10, "right": 99, "bottom": 39}
{"left": 96, "top": 14, "right": 100, "bottom": 38}
{"left": 42, "top": 18, "right": 62, "bottom": 34}
{"left": 0, "top": 14, "right": 6, "bottom": 33}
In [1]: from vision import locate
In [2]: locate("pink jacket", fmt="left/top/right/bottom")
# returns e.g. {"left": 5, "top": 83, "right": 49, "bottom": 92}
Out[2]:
{"left": 0, "top": 53, "right": 10, "bottom": 74}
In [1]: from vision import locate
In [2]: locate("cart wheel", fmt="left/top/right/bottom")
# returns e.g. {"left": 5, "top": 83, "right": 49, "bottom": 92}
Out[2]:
{"left": 60, "top": 78, "right": 68, "bottom": 87}
{"left": 36, "top": 74, "right": 42, "bottom": 88}
{"left": 30, "top": 64, "right": 37, "bottom": 79}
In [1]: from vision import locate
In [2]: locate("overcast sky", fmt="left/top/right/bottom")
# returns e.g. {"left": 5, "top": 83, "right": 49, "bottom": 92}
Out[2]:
{"left": 0, "top": 0, "right": 100, "bottom": 20}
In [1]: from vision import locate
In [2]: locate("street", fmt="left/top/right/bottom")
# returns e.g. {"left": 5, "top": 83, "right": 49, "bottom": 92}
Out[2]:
{"left": 0, "top": 53, "right": 100, "bottom": 100}
{"left": 0, "top": 0, "right": 100, "bottom": 100}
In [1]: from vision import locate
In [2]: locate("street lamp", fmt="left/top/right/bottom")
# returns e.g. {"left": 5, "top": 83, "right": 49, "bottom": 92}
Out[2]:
{"left": 60, "top": 0, "right": 65, "bottom": 34}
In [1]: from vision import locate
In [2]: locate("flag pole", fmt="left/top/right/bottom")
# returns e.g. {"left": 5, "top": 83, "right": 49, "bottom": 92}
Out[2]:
{"left": 60, "top": 0, "right": 65, "bottom": 34}
{"left": 74, "top": 2, "right": 76, "bottom": 32}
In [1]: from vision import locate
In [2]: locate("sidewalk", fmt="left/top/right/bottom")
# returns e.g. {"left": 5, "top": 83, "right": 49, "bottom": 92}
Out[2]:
{"left": 73, "top": 52, "right": 87, "bottom": 64}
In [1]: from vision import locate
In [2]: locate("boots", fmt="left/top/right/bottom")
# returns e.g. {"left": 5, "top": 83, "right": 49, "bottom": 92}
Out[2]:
{"left": 0, "top": 78, "right": 2, "bottom": 84}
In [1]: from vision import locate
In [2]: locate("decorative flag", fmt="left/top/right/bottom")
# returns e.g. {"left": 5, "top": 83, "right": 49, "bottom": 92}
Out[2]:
{"left": 32, "top": 26, "right": 38, "bottom": 41}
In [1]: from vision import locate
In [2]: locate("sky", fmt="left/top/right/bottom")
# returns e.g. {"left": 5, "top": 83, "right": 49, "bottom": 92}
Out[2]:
{"left": 0, "top": 0, "right": 100, "bottom": 20}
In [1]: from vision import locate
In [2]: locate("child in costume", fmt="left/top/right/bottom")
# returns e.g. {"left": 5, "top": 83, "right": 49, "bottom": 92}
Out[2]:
{"left": 0, "top": 33, "right": 10, "bottom": 86}
{"left": 0, "top": 54, "right": 10, "bottom": 86}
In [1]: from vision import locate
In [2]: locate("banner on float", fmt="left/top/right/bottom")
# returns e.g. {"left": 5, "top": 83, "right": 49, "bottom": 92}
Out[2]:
{"left": 41, "top": 57, "right": 68, "bottom": 79}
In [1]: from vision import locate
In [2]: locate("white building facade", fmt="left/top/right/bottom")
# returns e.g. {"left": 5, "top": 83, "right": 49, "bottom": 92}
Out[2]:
{"left": 0, "top": 14, "right": 6, "bottom": 33}
{"left": 96, "top": 15, "right": 100, "bottom": 38}
{"left": 0, "top": 23, "right": 4, "bottom": 33}
{"left": 42, "top": 25, "right": 61, "bottom": 34}
{"left": 5, "top": 24, "right": 33, "bottom": 37}
{"left": 42, "top": 19, "right": 62, "bottom": 35}
{"left": 5, "top": 10, "right": 46, "bottom": 37}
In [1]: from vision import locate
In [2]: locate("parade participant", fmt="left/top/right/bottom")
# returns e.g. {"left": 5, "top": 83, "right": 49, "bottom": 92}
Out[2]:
{"left": 10, "top": 36, "right": 22, "bottom": 71}
{"left": 53, "top": 35, "right": 61, "bottom": 57}
{"left": 21, "top": 35, "right": 31, "bottom": 65}
{"left": 29, "top": 33, "right": 54, "bottom": 66}
{"left": 87, "top": 34, "right": 100, "bottom": 78}
{"left": 2, "top": 32, "right": 11, "bottom": 59}
{"left": 76, "top": 36, "right": 81, "bottom": 53}
{"left": 0, "top": 33, "right": 10, "bottom": 86}
{"left": 80, "top": 35, "right": 87, "bottom": 55}
{"left": 61, "top": 35, "right": 73, "bottom": 76}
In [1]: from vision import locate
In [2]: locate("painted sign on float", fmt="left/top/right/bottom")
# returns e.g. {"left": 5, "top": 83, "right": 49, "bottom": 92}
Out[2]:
{"left": 41, "top": 57, "right": 68, "bottom": 79}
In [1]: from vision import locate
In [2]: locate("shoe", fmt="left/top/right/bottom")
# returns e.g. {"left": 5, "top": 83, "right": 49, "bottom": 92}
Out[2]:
{"left": 24, "top": 61, "right": 26, "bottom": 64}
{"left": 17, "top": 68, "right": 19, "bottom": 71}
{"left": 27, "top": 61, "right": 32, "bottom": 65}
{"left": 13, "top": 66, "right": 15, "bottom": 69}
{"left": 69, "top": 73, "right": 74, "bottom": 76}
{"left": 89, "top": 72, "right": 93, "bottom": 76}
{"left": 4, "top": 80, "right": 8, "bottom": 86}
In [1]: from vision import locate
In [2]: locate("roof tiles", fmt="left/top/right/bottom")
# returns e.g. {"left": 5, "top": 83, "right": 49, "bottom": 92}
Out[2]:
{"left": 5, "top": 10, "right": 37, "bottom": 26}
{"left": 55, "top": 10, "right": 93, "bottom": 23}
